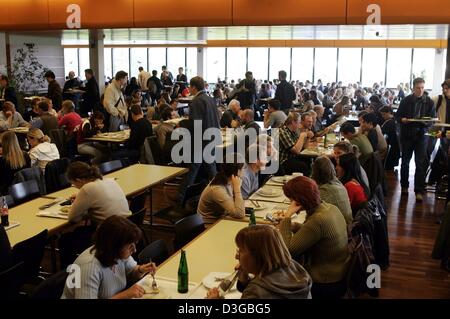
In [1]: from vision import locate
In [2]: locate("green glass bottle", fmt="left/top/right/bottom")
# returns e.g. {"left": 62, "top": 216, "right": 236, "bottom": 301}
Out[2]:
{"left": 324, "top": 133, "right": 328, "bottom": 148}
{"left": 249, "top": 209, "right": 256, "bottom": 226}
{"left": 177, "top": 249, "right": 189, "bottom": 293}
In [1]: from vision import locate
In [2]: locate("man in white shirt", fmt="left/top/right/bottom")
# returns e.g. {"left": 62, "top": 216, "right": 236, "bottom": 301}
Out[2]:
{"left": 137, "top": 67, "right": 151, "bottom": 91}
{"left": 103, "top": 71, "right": 129, "bottom": 132}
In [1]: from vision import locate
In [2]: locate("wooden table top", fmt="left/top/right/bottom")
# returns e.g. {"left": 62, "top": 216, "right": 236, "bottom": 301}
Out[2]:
{"left": 85, "top": 130, "right": 130, "bottom": 143}
{"left": 157, "top": 219, "right": 248, "bottom": 284}
{"left": 7, "top": 164, "right": 188, "bottom": 246}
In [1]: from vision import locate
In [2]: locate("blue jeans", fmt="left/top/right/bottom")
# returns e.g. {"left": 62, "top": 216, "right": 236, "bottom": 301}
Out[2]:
{"left": 177, "top": 162, "right": 217, "bottom": 204}
{"left": 400, "top": 134, "right": 427, "bottom": 193}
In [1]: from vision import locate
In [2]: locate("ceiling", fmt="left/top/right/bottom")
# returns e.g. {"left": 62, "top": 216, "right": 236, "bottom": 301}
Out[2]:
{"left": 13, "top": 24, "right": 450, "bottom": 45}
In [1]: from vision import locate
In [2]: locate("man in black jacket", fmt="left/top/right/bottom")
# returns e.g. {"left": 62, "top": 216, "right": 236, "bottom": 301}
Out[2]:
{"left": 395, "top": 77, "right": 436, "bottom": 202}
{"left": 237, "top": 71, "right": 257, "bottom": 110}
{"left": 275, "top": 70, "right": 296, "bottom": 113}
{"left": 177, "top": 76, "right": 220, "bottom": 202}
{"left": 147, "top": 70, "right": 163, "bottom": 103}
{"left": 44, "top": 70, "right": 62, "bottom": 111}
{"left": 80, "top": 69, "right": 100, "bottom": 116}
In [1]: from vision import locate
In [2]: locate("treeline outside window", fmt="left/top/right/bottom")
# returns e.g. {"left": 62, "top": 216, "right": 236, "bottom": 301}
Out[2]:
{"left": 64, "top": 47, "right": 441, "bottom": 88}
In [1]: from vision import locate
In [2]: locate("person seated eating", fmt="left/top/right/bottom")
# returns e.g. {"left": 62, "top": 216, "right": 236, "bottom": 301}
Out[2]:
{"left": 206, "top": 225, "right": 312, "bottom": 299}
{"left": 61, "top": 215, "right": 156, "bottom": 299}
{"left": 220, "top": 99, "right": 241, "bottom": 128}
{"left": 197, "top": 153, "right": 245, "bottom": 226}
{"left": 30, "top": 100, "right": 58, "bottom": 136}
{"left": 154, "top": 107, "right": 176, "bottom": 150}
{"left": 278, "top": 112, "right": 313, "bottom": 175}
{"left": 0, "top": 131, "right": 31, "bottom": 195}
{"left": 0, "top": 101, "right": 29, "bottom": 130}
{"left": 335, "top": 153, "right": 370, "bottom": 213}
{"left": 263, "top": 99, "right": 287, "bottom": 129}
{"left": 279, "top": 176, "right": 350, "bottom": 299}
{"left": 27, "top": 128, "right": 60, "bottom": 172}
{"left": 339, "top": 121, "right": 374, "bottom": 164}
{"left": 76, "top": 111, "right": 111, "bottom": 165}
{"left": 66, "top": 161, "right": 131, "bottom": 225}
{"left": 311, "top": 156, "right": 352, "bottom": 225}
{"left": 241, "top": 143, "right": 267, "bottom": 199}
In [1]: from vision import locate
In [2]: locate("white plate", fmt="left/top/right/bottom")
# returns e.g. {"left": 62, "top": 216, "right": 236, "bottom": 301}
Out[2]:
{"left": 202, "top": 272, "right": 237, "bottom": 291}
{"left": 256, "top": 189, "right": 282, "bottom": 197}
{"left": 247, "top": 202, "right": 267, "bottom": 211}
{"left": 271, "top": 176, "right": 286, "bottom": 184}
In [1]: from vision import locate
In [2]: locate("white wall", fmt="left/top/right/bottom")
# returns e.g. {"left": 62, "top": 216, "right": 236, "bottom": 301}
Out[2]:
{"left": 8, "top": 32, "right": 64, "bottom": 92}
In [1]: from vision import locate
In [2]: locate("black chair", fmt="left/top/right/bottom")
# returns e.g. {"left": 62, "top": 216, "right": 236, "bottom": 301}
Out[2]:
{"left": 152, "top": 181, "right": 206, "bottom": 226}
{"left": 31, "top": 270, "right": 68, "bottom": 299}
{"left": 8, "top": 180, "right": 41, "bottom": 205}
{"left": 12, "top": 166, "right": 46, "bottom": 195}
{"left": 12, "top": 229, "right": 48, "bottom": 284}
{"left": 98, "top": 160, "right": 123, "bottom": 175}
{"left": 1, "top": 195, "right": 15, "bottom": 209}
{"left": 0, "top": 261, "right": 25, "bottom": 299}
{"left": 127, "top": 210, "right": 149, "bottom": 247}
{"left": 129, "top": 192, "right": 147, "bottom": 215}
{"left": 49, "top": 129, "right": 68, "bottom": 159}
{"left": 45, "top": 158, "right": 71, "bottom": 194}
{"left": 173, "top": 214, "right": 205, "bottom": 250}
{"left": 138, "top": 239, "right": 169, "bottom": 266}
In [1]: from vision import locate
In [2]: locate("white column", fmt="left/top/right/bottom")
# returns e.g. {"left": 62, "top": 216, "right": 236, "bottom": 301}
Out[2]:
{"left": 88, "top": 29, "right": 105, "bottom": 94}
{"left": 196, "top": 27, "right": 207, "bottom": 79}
{"left": 0, "top": 32, "right": 8, "bottom": 75}
{"left": 432, "top": 48, "right": 445, "bottom": 96}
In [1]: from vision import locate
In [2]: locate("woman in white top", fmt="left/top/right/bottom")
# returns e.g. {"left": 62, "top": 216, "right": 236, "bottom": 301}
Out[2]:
{"left": 61, "top": 215, "right": 156, "bottom": 299}
{"left": 26, "top": 128, "right": 60, "bottom": 172}
{"left": 66, "top": 161, "right": 131, "bottom": 225}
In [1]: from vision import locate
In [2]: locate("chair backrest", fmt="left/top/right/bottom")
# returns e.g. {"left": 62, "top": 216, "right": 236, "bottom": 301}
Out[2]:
{"left": 12, "top": 229, "right": 48, "bottom": 283}
{"left": 12, "top": 166, "right": 46, "bottom": 195}
{"left": 129, "top": 192, "right": 147, "bottom": 215}
{"left": 8, "top": 180, "right": 41, "bottom": 205}
{"left": 0, "top": 261, "right": 25, "bottom": 299}
{"left": 173, "top": 214, "right": 205, "bottom": 250}
{"left": 182, "top": 180, "right": 207, "bottom": 210}
{"left": 138, "top": 239, "right": 169, "bottom": 266}
{"left": 0, "top": 195, "right": 15, "bottom": 209}
{"left": 45, "top": 158, "right": 71, "bottom": 194}
{"left": 148, "top": 135, "right": 166, "bottom": 165}
{"left": 49, "top": 129, "right": 68, "bottom": 158}
{"left": 31, "top": 270, "right": 69, "bottom": 299}
{"left": 127, "top": 210, "right": 146, "bottom": 228}
{"left": 140, "top": 136, "right": 156, "bottom": 164}
{"left": 98, "top": 160, "right": 123, "bottom": 175}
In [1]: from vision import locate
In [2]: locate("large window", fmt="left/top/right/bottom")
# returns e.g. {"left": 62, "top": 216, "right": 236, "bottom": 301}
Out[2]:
{"left": 226, "top": 48, "right": 247, "bottom": 82}
{"left": 269, "top": 48, "right": 290, "bottom": 81}
{"left": 186, "top": 47, "right": 197, "bottom": 79}
{"left": 78, "top": 48, "right": 90, "bottom": 80}
{"left": 291, "top": 48, "right": 313, "bottom": 82}
{"left": 412, "top": 49, "right": 435, "bottom": 89}
{"left": 167, "top": 48, "right": 186, "bottom": 75}
{"left": 148, "top": 48, "right": 166, "bottom": 73}
{"left": 64, "top": 48, "right": 78, "bottom": 78}
{"left": 362, "top": 48, "right": 386, "bottom": 87}
{"left": 314, "top": 48, "right": 337, "bottom": 84}
{"left": 386, "top": 48, "right": 412, "bottom": 88}
{"left": 337, "top": 48, "right": 362, "bottom": 85}
{"left": 206, "top": 47, "right": 225, "bottom": 83}
{"left": 112, "top": 48, "right": 130, "bottom": 76}
{"left": 104, "top": 48, "right": 113, "bottom": 80}
{"left": 248, "top": 48, "right": 268, "bottom": 81}
{"left": 130, "top": 48, "right": 148, "bottom": 78}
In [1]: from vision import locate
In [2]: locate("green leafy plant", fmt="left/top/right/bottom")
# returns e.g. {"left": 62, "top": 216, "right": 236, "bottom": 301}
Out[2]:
{"left": 11, "top": 43, "right": 48, "bottom": 94}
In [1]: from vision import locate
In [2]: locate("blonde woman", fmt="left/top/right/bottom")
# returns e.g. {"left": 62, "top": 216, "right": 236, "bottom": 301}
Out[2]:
{"left": 207, "top": 225, "right": 312, "bottom": 299}
{"left": 0, "top": 131, "right": 31, "bottom": 194}
{"left": 27, "top": 128, "right": 60, "bottom": 172}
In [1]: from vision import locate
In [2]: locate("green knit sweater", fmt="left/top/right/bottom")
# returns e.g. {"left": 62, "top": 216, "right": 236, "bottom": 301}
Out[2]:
{"left": 280, "top": 202, "right": 350, "bottom": 284}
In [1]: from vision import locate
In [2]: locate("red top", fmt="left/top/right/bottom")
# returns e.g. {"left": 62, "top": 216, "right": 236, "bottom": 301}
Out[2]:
{"left": 58, "top": 112, "right": 83, "bottom": 134}
{"left": 344, "top": 180, "right": 368, "bottom": 210}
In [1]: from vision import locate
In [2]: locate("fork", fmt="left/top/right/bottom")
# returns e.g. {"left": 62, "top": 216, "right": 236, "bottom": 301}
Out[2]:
{"left": 148, "top": 258, "right": 158, "bottom": 290}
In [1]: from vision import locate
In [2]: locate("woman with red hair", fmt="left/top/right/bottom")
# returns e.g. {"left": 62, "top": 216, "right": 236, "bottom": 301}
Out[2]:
{"left": 279, "top": 176, "right": 350, "bottom": 299}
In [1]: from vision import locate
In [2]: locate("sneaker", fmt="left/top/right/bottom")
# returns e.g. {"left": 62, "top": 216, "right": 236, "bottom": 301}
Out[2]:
{"left": 415, "top": 193, "right": 423, "bottom": 202}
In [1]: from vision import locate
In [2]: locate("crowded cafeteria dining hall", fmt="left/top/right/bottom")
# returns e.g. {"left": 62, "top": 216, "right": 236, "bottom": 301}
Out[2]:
{"left": 0, "top": 0, "right": 450, "bottom": 305}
